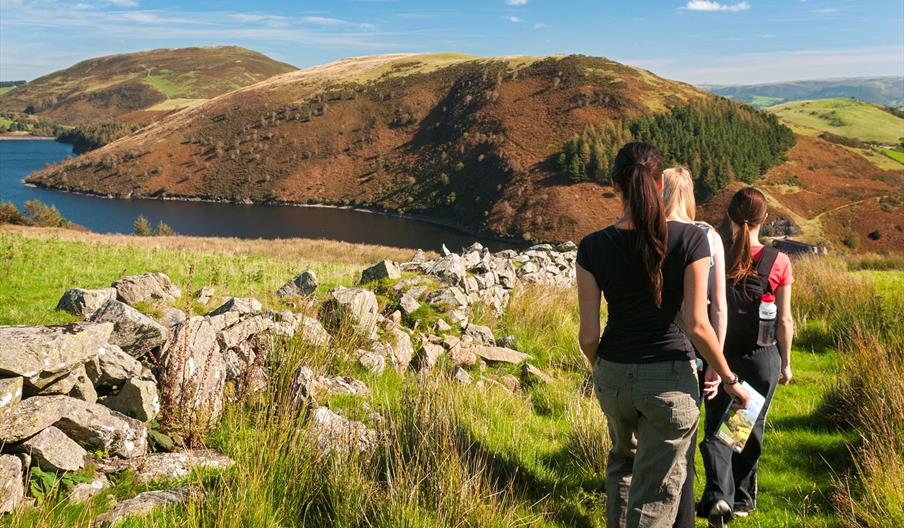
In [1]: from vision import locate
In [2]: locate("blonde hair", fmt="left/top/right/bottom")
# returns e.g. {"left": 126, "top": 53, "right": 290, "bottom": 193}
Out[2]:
{"left": 662, "top": 166, "right": 696, "bottom": 222}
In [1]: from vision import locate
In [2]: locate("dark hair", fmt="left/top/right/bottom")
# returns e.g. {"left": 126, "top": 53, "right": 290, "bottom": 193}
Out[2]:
{"left": 726, "top": 187, "right": 769, "bottom": 285}
{"left": 612, "top": 142, "right": 667, "bottom": 307}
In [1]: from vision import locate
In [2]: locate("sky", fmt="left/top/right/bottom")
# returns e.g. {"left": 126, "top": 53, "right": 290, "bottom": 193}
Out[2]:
{"left": 1, "top": 0, "right": 902, "bottom": 85}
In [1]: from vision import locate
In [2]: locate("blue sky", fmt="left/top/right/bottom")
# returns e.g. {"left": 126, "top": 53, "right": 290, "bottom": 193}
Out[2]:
{"left": 1, "top": 0, "right": 902, "bottom": 85}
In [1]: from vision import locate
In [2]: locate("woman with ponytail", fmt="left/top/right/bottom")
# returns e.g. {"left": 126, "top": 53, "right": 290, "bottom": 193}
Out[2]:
{"left": 577, "top": 143, "right": 749, "bottom": 528}
{"left": 698, "top": 187, "right": 794, "bottom": 526}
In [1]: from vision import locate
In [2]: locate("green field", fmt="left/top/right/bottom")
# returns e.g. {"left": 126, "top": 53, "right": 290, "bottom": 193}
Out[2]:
{"left": 879, "top": 147, "right": 904, "bottom": 164}
{"left": 770, "top": 98, "right": 904, "bottom": 145}
{"left": 0, "top": 87, "right": 14, "bottom": 95}
{"left": 1, "top": 228, "right": 901, "bottom": 528}
{"left": 749, "top": 95, "right": 785, "bottom": 108}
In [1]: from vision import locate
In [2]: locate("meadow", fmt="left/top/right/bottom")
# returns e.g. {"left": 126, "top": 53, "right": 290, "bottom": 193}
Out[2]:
{"left": 1, "top": 226, "right": 901, "bottom": 527}
{"left": 770, "top": 98, "right": 904, "bottom": 145}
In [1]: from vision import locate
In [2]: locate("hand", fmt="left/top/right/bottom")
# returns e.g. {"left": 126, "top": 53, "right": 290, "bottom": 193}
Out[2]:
{"left": 702, "top": 366, "right": 721, "bottom": 400}
{"left": 723, "top": 381, "right": 750, "bottom": 410}
{"left": 779, "top": 363, "right": 792, "bottom": 385}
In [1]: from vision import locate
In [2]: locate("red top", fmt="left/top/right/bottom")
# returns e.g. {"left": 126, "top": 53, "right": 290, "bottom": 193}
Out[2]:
{"left": 752, "top": 245, "right": 793, "bottom": 292}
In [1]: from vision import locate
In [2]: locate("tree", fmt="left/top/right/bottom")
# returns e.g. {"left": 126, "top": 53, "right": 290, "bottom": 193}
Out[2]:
{"left": 23, "top": 200, "right": 69, "bottom": 227}
{"left": 154, "top": 221, "right": 175, "bottom": 236}
{"left": 133, "top": 215, "right": 152, "bottom": 236}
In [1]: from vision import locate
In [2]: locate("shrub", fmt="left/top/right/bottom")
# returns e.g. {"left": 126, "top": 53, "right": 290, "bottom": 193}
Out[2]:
{"left": 0, "top": 202, "right": 26, "bottom": 225}
{"left": 867, "top": 230, "right": 881, "bottom": 241}
{"left": 843, "top": 232, "right": 860, "bottom": 249}
{"left": 23, "top": 200, "right": 70, "bottom": 228}
{"left": 155, "top": 221, "right": 176, "bottom": 236}
{"left": 132, "top": 215, "right": 152, "bottom": 236}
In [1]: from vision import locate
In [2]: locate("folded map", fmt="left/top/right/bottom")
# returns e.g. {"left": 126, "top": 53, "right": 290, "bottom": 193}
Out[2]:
{"left": 715, "top": 381, "right": 766, "bottom": 453}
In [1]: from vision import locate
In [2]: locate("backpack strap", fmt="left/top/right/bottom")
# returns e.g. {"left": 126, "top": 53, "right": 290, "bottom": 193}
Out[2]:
{"left": 755, "top": 247, "right": 780, "bottom": 294}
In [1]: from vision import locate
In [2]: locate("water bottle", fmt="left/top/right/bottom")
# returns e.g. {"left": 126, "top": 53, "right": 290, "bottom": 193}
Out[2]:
{"left": 757, "top": 293, "right": 777, "bottom": 347}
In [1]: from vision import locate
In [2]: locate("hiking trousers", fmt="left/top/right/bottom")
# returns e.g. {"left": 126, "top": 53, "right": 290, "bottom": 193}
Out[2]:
{"left": 699, "top": 345, "right": 781, "bottom": 516}
{"left": 593, "top": 358, "right": 700, "bottom": 528}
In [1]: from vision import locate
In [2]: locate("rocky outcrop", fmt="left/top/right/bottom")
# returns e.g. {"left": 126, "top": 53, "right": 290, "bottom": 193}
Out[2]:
{"left": 56, "top": 287, "right": 117, "bottom": 319}
{"left": 91, "top": 300, "right": 168, "bottom": 358}
{"left": 112, "top": 272, "right": 181, "bottom": 306}
{"left": 0, "top": 323, "right": 113, "bottom": 392}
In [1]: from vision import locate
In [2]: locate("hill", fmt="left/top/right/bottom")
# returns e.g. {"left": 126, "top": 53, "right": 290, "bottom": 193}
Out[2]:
{"left": 769, "top": 98, "right": 904, "bottom": 145}
{"left": 0, "top": 46, "right": 296, "bottom": 125}
{"left": 26, "top": 53, "right": 798, "bottom": 243}
{"left": 701, "top": 76, "right": 904, "bottom": 108}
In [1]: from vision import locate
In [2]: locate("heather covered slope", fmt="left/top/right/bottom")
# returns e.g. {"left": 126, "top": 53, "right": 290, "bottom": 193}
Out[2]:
{"left": 28, "top": 53, "right": 796, "bottom": 243}
{"left": 0, "top": 46, "right": 296, "bottom": 125}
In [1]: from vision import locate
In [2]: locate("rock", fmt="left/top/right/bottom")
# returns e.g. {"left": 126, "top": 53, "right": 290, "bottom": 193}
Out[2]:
{"left": 276, "top": 270, "right": 319, "bottom": 297}
{"left": 446, "top": 309, "right": 469, "bottom": 328}
{"left": 100, "top": 378, "right": 160, "bottom": 422}
{"left": 384, "top": 327, "right": 414, "bottom": 372}
{"left": 398, "top": 293, "right": 421, "bottom": 318}
{"left": 0, "top": 395, "right": 146, "bottom": 457}
{"left": 93, "top": 486, "right": 200, "bottom": 527}
{"left": 426, "top": 253, "right": 465, "bottom": 285}
{"left": 471, "top": 346, "right": 531, "bottom": 365}
{"left": 289, "top": 367, "right": 369, "bottom": 405}
{"left": 555, "top": 241, "right": 578, "bottom": 252}
{"left": 0, "top": 377, "right": 23, "bottom": 420}
{"left": 112, "top": 272, "right": 181, "bottom": 306}
{"left": 426, "top": 287, "right": 468, "bottom": 309}
{"left": 91, "top": 300, "right": 169, "bottom": 358}
{"left": 451, "top": 366, "right": 472, "bottom": 385}
{"left": 96, "top": 450, "right": 234, "bottom": 483}
{"left": 56, "top": 287, "right": 117, "bottom": 319}
{"left": 160, "top": 317, "right": 225, "bottom": 434}
{"left": 497, "top": 335, "right": 517, "bottom": 349}
{"left": 464, "top": 324, "right": 495, "bottom": 346}
{"left": 216, "top": 315, "right": 272, "bottom": 350}
{"left": 85, "top": 344, "right": 148, "bottom": 389}
{"left": 360, "top": 260, "right": 401, "bottom": 283}
{"left": 297, "top": 316, "right": 331, "bottom": 347}
{"left": 0, "top": 323, "right": 113, "bottom": 391}
{"left": 522, "top": 364, "right": 554, "bottom": 385}
{"left": 195, "top": 287, "right": 215, "bottom": 305}
{"left": 355, "top": 349, "right": 386, "bottom": 375}
{"left": 208, "top": 297, "right": 262, "bottom": 317}
{"left": 434, "top": 319, "right": 452, "bottom": 333}
{"left": 223, "top": 340, "right": 256, "bottom": 381}
{"left": 388, "top": 310, "right": 402, "bottom": 326}
{"left": 18, "top": 425, "right": 87, "bottom": 472}
{"left": 68, "top": 365, "right": 98, "bottom": 404}
{"left": 68, "top": 473, "right": 109, "bottom": 504}
{"left": 0, "top": 454, "right": 24, "bottom": 514}
{"left": 308, "top": 406, "right": 379, "bottom": 455}
{"left": 416, "top": 342, "right": 445, "bottom": 371}
{"left": 528, "top": 243, "right": 555, "bottom": 252}
{"left": 320, "top": 287, "right": 379, "bottom": 340}
{"left": 441, "top": 243, "right": 451, "bottom": 256}
{"left": 498, "top": 374, "right": 521, "bottom": 393}
{"left": 160, "top": 307, "right": 186, "bottom": 328}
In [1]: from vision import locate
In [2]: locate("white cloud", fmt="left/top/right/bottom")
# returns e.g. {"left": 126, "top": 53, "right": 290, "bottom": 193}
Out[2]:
{"left": 533, "top": 22, "right": 547, "bottom": 29}
{"left": 503, "top": 15, "right": 523, "bottom": 23}
{"left": 685, "top": 1, "right": 751, "bottom": 12}
{"left": 105, "top": 0, "right": 138, "bottom": 6}
{"left": 506, "top": 0, "right": 528, "bottom": 5}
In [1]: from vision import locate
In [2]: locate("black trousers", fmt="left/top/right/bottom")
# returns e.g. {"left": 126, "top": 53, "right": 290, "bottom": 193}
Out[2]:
{"left": 698, "top": 345, "right": 781, "bottom": 516}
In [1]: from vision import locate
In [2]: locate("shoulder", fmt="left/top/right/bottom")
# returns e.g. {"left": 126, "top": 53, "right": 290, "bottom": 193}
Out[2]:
{"left": 668, "top": 221, "right": 707, "bottom": 245}
{"left": 577, "top": 227, "right": 614, "bottom": 266}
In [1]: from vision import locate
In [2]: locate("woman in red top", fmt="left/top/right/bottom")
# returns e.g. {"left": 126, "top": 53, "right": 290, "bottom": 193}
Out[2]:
{"left": 699, "top": 187, "right": 794, "bottom": 526}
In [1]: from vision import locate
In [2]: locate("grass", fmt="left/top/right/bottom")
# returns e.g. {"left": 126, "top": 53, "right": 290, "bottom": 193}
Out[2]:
{"left": 879, "top": 147, "right": 904, "bottom": 164}
{"left": 146, "top": 98, "right": 208, "bottom": 111}
{"left": 0, "top": 86, "right": 14, "bottom": 95}
{"left": 770, "top": 98, "right": 904, "bottom": 145}
{"left": 1, "top": 228, "right": 901, "bottom": 527}
{"left": 748, "top": 95, "right": 785, "bottom": 108}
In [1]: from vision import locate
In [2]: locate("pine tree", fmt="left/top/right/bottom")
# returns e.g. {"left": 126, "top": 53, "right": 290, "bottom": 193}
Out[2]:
{"left": 132, "top": 215, "right": 152, "bottom": 236}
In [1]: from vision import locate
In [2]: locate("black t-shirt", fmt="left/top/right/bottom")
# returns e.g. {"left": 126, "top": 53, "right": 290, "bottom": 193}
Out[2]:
{"left": 577, "top": 221, "right": 710, "bottom": 363}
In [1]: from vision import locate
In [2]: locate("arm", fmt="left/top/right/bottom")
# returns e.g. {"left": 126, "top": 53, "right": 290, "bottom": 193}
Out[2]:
{"left": 709, "top": 234, "right": 728, "bottom": 350}
{"left": 683, "top": 258, "right": 750, "bottom": 408}
{"left": 576, "top": 263, "right": 602, "bottom": 366}
{"left": 775, "top": 284, "right": 793, "bottom": 385}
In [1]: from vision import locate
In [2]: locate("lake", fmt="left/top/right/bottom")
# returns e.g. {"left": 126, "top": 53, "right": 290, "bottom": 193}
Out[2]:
{"left": 0, "top": 139, "right": 520, "bottom": 251}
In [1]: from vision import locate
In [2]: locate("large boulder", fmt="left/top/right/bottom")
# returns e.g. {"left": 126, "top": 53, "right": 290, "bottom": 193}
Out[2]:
{"left": 0, "top": 395, "right": 147, "bottom": 458}
{"left": 320, "top": 287, "right": 379, "bottom": 340}
{"left": 18, "top": 425, "right": 87, "bottom": 472}
{"left": 0, "top": 377, "right": 23, "bottom": 420}
{"left": 93, "top": 487, "right": 200, "bottom": 527}
{"left": 91, "top": 300, "right": 168, "bottom": 358}
{"left": 0, "top": 323, "right": 113, "bottom": 391}
{"left": 96, "top": 450, "right": 234, "bottom": 483}
{"left": 100, "top": 378, "right": 160, "bottom": 422}
{"left": 160, "top": 317, "right": 226, "bottom": 434}
{"left": 56, "top": 287, "right": 117, "bottom": 319}
{"left": 360, "top": 260, "right": 401, "bottom": 284}
{"left": 0, "top": 455, "right": 24, "bottom": 514}
{"left": 112, "top": 272, "right": 181, "bottom": 306}
{"left": 276, "top": 270, "right": 319, "bottom": 297}
{"left": 85, "top": 344, "right": 149, "bottom": 389}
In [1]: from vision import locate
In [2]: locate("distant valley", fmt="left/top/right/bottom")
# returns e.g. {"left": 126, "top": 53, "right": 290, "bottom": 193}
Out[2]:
{"left": 701, "top": 76, "right": 904, "bottom": 108}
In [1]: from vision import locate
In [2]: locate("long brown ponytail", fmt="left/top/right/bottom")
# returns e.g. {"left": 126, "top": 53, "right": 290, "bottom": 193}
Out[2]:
{"left": 726, "top": 187, "right": 769, "bottom": 285}
{"left": 612, "top": 142, "right": 667, "bottom": 307}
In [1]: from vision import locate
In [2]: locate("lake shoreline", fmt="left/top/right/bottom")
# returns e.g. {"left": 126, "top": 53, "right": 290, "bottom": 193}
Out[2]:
{"left": 0, "top": 135, "right": 57, "bottom": 141}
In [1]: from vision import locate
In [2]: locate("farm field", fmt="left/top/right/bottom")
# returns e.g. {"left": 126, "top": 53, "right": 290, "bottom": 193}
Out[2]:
{"left": 770, "top": 98, "right": 904, "bottom": 145}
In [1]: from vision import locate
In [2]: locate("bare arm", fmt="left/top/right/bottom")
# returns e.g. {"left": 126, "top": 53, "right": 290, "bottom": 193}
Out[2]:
{"left": 576, "top": 263, "right": 602, "bottom": 366}
{"left": 683, "top": 258, "right": 750, "bottom": 407}
{"left": 775, "top": 284, "right": 794, "bottom": 385}
{"left": 709, "top": 234, "right": 728, "bottom": 350}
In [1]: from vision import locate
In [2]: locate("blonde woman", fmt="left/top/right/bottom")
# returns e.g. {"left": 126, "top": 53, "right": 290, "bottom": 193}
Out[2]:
{"left": 661, "top": 167, "right": 727, "bottom": 528}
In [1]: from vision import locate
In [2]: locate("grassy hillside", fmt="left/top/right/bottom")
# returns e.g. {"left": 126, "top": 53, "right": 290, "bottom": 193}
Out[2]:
{"left": 770, "top": 98, "right": 904, "bottom": 145}
{"left": 0, "top": 46, "right": 296, "bottom": 125}
{"left": 26, "top": 53, "right": 797, "bottom": 244}
{"left": 702, "top": 76, "right": 904, "bottom": 108}
{"left": 1, "top": 226, "right": 901, "bottom": 527}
